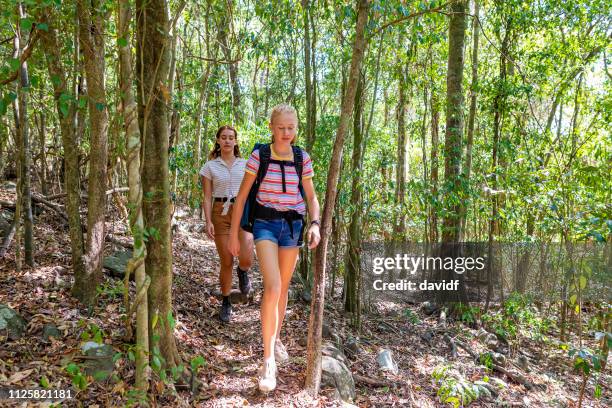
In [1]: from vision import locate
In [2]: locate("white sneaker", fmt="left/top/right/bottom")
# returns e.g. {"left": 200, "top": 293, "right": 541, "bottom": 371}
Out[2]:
{"left": 258, "top": 359, "right": 277, "bottom": 392}
{"left": 274, "top": 340, "right": 289, "bottom": 363}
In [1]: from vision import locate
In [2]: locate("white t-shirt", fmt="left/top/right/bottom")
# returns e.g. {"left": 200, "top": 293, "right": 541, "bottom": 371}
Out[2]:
{"left": 199, "top": 157, "right": 247, "bottom": 198}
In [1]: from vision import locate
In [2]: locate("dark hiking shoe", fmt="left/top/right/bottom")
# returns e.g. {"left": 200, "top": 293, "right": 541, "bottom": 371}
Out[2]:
{"left": 237, "top": 267, "right": 252, "bottom": 295}
{"left": 219, "top": 297, "right": 232, "bottom": 323}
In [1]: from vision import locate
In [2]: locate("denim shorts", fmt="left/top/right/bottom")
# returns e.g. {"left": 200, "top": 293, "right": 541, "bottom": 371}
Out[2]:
{"left": 253, "top": 218, "right": 304, "bottom": 248}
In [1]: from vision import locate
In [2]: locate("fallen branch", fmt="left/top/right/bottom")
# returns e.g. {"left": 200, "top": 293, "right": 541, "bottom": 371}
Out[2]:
{"left": 45, "top": 187, "right": 130, "bottom": 201}
{"left": 32, "top": 194, "right": 68, "bottom": 222}
{"left": 353, "top": 373, "right": 392, "bottom": 387}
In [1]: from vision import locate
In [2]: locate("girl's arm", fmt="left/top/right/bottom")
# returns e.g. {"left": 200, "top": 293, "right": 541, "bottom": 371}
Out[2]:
{"left": 228, "top": 172, "right": 257, "bottom": 256}
{"left": 302, "top": 177, "right": 321, "bottom": 249}
{"left": 202, "top": 176, "right": 215, "bottom": 239}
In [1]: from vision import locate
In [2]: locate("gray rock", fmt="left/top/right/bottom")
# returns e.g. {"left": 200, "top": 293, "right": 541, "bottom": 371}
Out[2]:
{"left": 376, "top": 348, "right": 398, "bottom": 374}
{"left": 475, "top": 328, "right": 489, "bottom": 341}
{"left": 345, "top": 337, "right": 362, "bottom": 356}
{"left": 322, "top": 342, "right": 348, "bottom": 366}
{"left": 1, "top": 181, "right": 16, "bottom": 191}
{"left": 485, "top": 333, "right": 498, "bottom": 349}
{"left": 298, "top": 336, "right": 308, "bottom": 347}
{"left": 42, "top": 324, "right": 61, "bottom": 340}
{"left": 301, "top": 288, "right": 312, "bottom": 303}
{"left": 491, "top": 352, "right": 507, "bottom": 366}
{"left": 322, "top": 322, "right": 333, "bottom": 339}
{"left": 80, "top": 342, "right": 114, "bottom": 380}
{"left": 0, "top": 304, "right": 27, "bottom": 340}
{"left": 0, "top": 212, "right": 12, "bottom": 238}
{"left": 321, "top": 355, "right": 355, "bottom": 402}
{"left": 421, "top": 301, "right": 439, "bottom": 315}
{"left": 517, "top": 355, "right": 529, "bottom": 371}
{"left": 103, "top": 250, "right": 133, "bottom": 279}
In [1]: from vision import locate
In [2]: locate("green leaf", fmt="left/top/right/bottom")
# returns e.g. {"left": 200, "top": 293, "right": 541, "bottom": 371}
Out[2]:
{"left": 579, "top": 275, "right": 587, "bottom": 290}
{"left": 40, "top": 375, "right": 50, "bottom": 388}
{"left": 95, "top": 102, "right": 105, "bottom": 111}
{"left": 36, "top": 23, "right": 49, "bottom": 32}
{"left": 60, "top": 102, "right": 69, "bottom": 118}
{"left": 78, "top": 96, "right": 87, "bottom": 109}
{"left": 9, "top": 58, "right": 20, "bottom": 72}
{"left": 50, "top": 74, "right": 61, "bottom": 87}
{"left": 20, "top": 17, "right": 33, "bottom": 31}
{"left": 191, "top": 356, "right": 206, "bottom": 371}
{"left": 118, "top": 37, "right": 128, "bottom": 47}
{"left": 569, "top": 294, "right": 577, "bottom": 305}
{"left": 152, "top": 312, "right": 159, "bottom": 329}
{"left": 93, "top": 370, "right": 110, "bottom": 381}
{"left": 167, "top": 311, "right": 176, "bottom": 330}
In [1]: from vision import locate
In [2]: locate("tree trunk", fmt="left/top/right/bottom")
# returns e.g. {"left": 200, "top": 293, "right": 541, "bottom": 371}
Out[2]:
{"left": 459, "top": 0, "right": 480, "bottom": 241}
{"left": 305, "top": 0, "right": 370, "bottom": 395}
{"left": 39, "top": 10, "right": 86, "bottom": 284}
{"left": 37, "top": 108, "right": 48, "bottom": 196}
{"left": 15, "top": 3, "right": 34, "bottom": 267}
{"left": 429, "top": 88, "right": 440, "bottom": 244}
{"left": 302, "top": 0, "right": 317, "bottom": 152}
{"left": 395, "top": 51, "right": 408, "bottom": 237}
{"left": 438, "top": 0, "right": 468, "bottom": 307}
{"left": 118, "top": 0, "right": 149, "bottom": 391}
{"left": 344, "top": 73, "right": 365, "bottom": 324}
{"left": 75, "top": 0, "right": 109, "bottom": 306}
{"left": 217, "top": 1, "right": 241, "bottom": 123}
{"left": 441, "top": 0, "right": 467, "bottom": 243}
{"left": 136, "top": 0, "right": 181, "bottom": 370}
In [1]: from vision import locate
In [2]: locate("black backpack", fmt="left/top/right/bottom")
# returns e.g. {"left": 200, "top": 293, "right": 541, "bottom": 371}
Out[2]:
{"left": 240, "top": 143, "right": 305, "bottom": 232}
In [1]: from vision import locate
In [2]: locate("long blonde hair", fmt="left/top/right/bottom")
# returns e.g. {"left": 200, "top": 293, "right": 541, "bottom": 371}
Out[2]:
{"left": 270, "top": 103, "right": 298, "bottom": 145}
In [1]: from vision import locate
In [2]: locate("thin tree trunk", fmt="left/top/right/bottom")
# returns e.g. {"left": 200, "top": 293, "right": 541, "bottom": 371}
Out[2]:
{"left": 429, "top": 87, "right": 439, "bottom": 244}
{"left": 37, "top": 108, "right": 48, "bottom": 196}
{"left": 345, "top": 73, "right": 365, "bottom": 324}
{"left": 441, "top": 0, "right": 467, "bottom": 244}
{"left": 395, "top": 46, "right": 408, "bottom": 236}
{"left": 118, "top": 0, "right": 149, "bottom": 391}
{"left": 39, "top": 10, "right": 86, "bottom": 283}
{"left": 75, "top": 0, "right": 109, "bottom": 306}
{"left": 136, "top": 0, "right": 181, "bottom": 370}
{"left": 302, "top": 0, "right": 316, "bottom": 152}
{"left": 438, "top": 0, "right": 468, "bottom": 308}
{"left": 217, "top": 1, "right": 241, "bottom": 123}
{"left": 15, "top": 4, "right": 34, "bottom": 267}
{"left": 459, "top": 0, "right": 480, "bottom": 241}
{"left": 305, "top": 0, "right": 370, "bottom": 395}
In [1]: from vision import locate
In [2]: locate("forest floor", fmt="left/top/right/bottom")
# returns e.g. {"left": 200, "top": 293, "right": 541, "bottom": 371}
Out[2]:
{"left": 0, "top": 186, "right": 610, "bottom": 407}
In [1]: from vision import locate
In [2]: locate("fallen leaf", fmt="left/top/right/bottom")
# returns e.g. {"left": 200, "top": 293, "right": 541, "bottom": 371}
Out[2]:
{"left": 8, "top": 368, "right": 34, "bottom": 384}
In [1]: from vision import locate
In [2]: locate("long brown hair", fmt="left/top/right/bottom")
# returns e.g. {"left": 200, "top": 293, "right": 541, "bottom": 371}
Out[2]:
{"left": 208, "top": 125, "right": 241, "bottom": 160}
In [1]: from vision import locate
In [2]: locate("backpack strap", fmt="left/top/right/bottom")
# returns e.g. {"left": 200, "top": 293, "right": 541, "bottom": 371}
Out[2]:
{"left": 257, "top": 144, "right": 272, "bottom": 185}
{"left": 292, "top": 145, "right": 305, "bottom": 199}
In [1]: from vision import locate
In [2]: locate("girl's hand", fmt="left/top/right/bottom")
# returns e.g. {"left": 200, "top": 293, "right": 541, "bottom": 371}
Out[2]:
{"left": 228, "top": 234, "right": 240, "bottom": 256}
{"left": 307, "top": 224, "right": 321, "bottom": 249}
{"left": 206, "top": 223, "right": 215, "bottom": 240}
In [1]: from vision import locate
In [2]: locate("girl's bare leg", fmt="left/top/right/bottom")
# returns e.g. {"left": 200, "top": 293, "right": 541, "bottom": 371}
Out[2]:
{"left": 275, "top": 247, "right": 299, "bottom": 339}
{"left": 256, "top": 240, "right": 281, "bottom": 360}
{"left": 214, "top": 234, "right": 233, "bottom": 296}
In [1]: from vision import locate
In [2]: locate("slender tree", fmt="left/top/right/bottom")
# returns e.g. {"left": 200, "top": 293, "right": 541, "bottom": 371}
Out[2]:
{"left": 39, "top": 10, "right": 86, "bottom": 285}
{"left": 305, "top": 0, "right": 370, "bottom": 395}
{"left": 75, "top": 0, "right": 109, "bottom": 305}
{"left": 136, "top": 0, "right": 182, "bottom": 370}
{"left": 118, "top": 0, "right": 149, "bottom": 391}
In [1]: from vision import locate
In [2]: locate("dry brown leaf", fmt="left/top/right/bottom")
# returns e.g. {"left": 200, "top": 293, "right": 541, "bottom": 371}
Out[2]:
{"left": 8, "top": 368, "right": 34, "bottom": 384}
